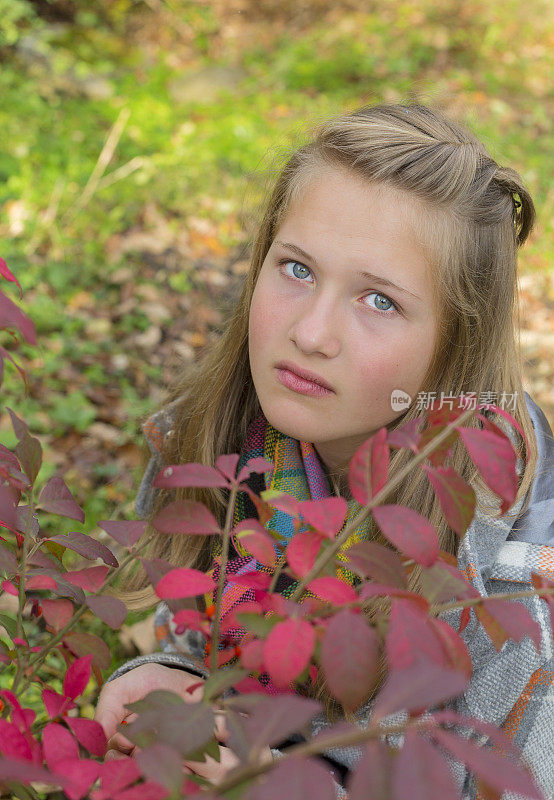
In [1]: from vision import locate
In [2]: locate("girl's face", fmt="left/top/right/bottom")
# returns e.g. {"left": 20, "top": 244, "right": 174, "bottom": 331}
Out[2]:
{"left": 248, "top": 168, "right": 439, "bottom": 474}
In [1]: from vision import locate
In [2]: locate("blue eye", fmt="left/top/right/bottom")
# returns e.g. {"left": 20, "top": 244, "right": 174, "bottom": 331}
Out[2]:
{"left": 277, "top": 258, "right": 399, "bottom": 316}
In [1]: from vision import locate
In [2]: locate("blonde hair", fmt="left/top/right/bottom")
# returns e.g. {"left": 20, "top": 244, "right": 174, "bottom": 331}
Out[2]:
{"left": 117, "top": 102, "right": 538, "bottom": 710}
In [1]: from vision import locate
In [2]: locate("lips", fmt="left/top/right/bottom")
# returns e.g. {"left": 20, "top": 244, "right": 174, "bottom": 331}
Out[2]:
{"left": 275, "top": 360, "right": 334, "bottom": 392}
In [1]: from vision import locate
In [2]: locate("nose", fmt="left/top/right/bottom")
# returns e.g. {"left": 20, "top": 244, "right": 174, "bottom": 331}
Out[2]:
{"left": 288, "top": 294, "right": 341, "bottom": 358}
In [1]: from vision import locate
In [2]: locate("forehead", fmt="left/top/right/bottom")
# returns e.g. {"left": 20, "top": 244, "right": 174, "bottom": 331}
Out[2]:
{"left": 274, "top": 168, "right": 435, "bottom": 291}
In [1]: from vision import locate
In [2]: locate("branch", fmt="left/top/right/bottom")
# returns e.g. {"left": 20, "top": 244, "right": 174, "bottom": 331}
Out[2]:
{"left": 210, "top": 485, "right": 239, "bottom": 673}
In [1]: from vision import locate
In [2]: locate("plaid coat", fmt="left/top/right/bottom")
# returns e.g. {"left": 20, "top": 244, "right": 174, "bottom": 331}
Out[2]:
{"left": 109, "top": 392, "right": 554, "bottom": 800}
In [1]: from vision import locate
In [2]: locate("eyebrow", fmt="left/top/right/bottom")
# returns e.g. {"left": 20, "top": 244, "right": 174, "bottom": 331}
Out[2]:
{"left": 273, "top": 240, "right": 421, "bottom": 300}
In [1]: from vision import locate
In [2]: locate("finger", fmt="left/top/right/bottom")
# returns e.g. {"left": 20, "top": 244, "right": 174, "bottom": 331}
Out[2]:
{"left": 105, "top": 748, "right": 128, "bottom": 761}
{"left": 214, "top": 711, "right": 228, "bottom": 743}
{"left": 184, "top": 745, "right": 240, "bottom": 785}
{"left": 106, "top": 712, "right": 138, "bottom": 755}
{"left": 94, "top": 697, "right": 124, "bottom": 743}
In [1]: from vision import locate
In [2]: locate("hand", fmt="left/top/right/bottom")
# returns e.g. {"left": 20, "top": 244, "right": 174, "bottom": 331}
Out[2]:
{"left": 182, "top": 712, "right": 273, "bottom": 786}
{"left": 94, "top": 663, "right": 205, "bottom": 758}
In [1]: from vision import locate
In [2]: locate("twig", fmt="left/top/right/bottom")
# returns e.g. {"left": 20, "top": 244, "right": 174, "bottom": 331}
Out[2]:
{"left": 96, "top": 156, "right": 147, "bottom": 192}
{"left": 12, "top": 493, "right": 35, "bottom": 694}
{"left": 432, "top": 586, "right": 554, "bottom": 615}
{"left": 62, "top": 107, "right": 131, "bottom": 225}
{"left": 210, "top": 485, "right": 239, "bottom": 673}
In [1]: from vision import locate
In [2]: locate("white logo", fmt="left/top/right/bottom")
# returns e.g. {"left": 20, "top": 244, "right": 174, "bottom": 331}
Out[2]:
{"left": 390, "top": 389, "right": 412, "bottom": 412}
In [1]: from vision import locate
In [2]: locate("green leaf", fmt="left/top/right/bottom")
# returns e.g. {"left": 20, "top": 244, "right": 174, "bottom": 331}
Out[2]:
{"left": 202, "top": 667, "right": 248, "bottom": 703}
{"left": 235, "top": 612, "right": 279, "bottom": 637}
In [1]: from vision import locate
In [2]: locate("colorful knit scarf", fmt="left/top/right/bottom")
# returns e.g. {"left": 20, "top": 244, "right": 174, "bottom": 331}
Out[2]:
{"left": 209, "top": 411, "right": 373, "bottom": 624}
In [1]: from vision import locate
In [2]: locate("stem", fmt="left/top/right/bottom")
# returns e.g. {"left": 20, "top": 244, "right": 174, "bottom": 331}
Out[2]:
{"left": 291, "top": 405, "right": 477, "bottom": 601}
{"left": 268, "top": 550, "right": 287, "bottom": 593}
{"left": 432, "top": 585, "right": 554, "bottom": 615}
{"left": 216, "top": 714, "right": 426, "bottom": 793}
{"left": 12, "top": 492, "right": 35, "bottom": 694}
{"left": 210, "top": 485, "right": 239, "bottom": 673}
{"left": 16, "top": 496, "right": 34, "bottom": 638}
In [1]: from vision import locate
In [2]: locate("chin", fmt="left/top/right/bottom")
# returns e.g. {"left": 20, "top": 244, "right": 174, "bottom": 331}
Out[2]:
{"left": 260, "top": 398, "right": 334, "bottom": 443}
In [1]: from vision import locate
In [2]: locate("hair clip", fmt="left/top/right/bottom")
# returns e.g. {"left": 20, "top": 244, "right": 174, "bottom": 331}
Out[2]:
{"left": 512, "top": 195, "right": 522, "bottom": 226}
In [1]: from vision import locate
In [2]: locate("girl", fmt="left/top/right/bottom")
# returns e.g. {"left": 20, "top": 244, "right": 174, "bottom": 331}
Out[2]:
{"left": 95, "top": 103, "right": 554, "bottom": 797}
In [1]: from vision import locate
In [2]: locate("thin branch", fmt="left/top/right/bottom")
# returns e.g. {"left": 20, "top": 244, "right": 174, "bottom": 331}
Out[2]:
{"left": 62, "top": 107, "right": 131, "bottom": 224}
{"left": 210, "top": 485, "right": 239, "bottom": 673}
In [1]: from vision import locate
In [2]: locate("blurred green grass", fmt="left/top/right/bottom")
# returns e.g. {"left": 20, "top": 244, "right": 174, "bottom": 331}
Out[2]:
{"left": 0, "top": 0, "right": 552, "bottom": 529}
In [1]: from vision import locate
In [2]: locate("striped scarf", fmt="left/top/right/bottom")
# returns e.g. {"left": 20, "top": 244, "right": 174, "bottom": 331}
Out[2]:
{"left": 209, "top": 411, "right": 372, "bottom": 628}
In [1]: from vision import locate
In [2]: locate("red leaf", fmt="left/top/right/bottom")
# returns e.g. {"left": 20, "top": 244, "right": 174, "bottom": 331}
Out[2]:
{"left": 427, "top": 617, "right": 473, "bottom": 678}
{"left": 0, "top": 484, "right": 18, "bottom": 531}
{"left": 229, "top": 571, "right": 272, "bottom": 590}
{"left": 418, "top": 424, "right": 458, "bottom": 467}
{"left": 420, "top": 561, "right": 479, "bottom": 604}
{"left": 297, "top": 497, "right": 348, "bottom": 539}
{"left": 476, "top": 598, "right": 542, "bottom": 652}
{"left": 234, "top": 519, "right": 277, "bottom": 567}
{"left": 41, "top": 598, "right": 73, "bottom": 632}
{"left": 263, "top": 618, "right": 316, "bottom": 688}
{"left": 63, "top": 655, "right": 93, "bottom": 700}
{"left": 48, "top": 531, "right": 118, "bottom": 567}
{"left": 111, "top": 781, "right": 169, "bottom": 800}
{"left": 98, "top": 519, "right": 147, "bottom": 548}
{"left": 320, "top": 610, "right": 379, "bottom": 712}
{"left": 459, "top": 606, "right": 471, "bottom": 633}
{"left": 152, "top": 499, "right": 220, "bottom": 535}
{"left": 391, "top": 729, "right": 460, "bottom": 800}
{"left": 344, "top": 541, "right": 408, "bottom": 588}
{"left": 240, "top": 638, "right": 265, "bottom": 671}
{"left": 155, "top": 567, "right": 216, "bottom": 599}
{"left": 373, "top": 662, "right": 468, "bottom": 721}
{"left": 266, "top": 492, "right": 301, "bottom": 518}
{"left": 15, "top": 432, "right": 42, "bottom": 484}
{"left": 1, "top": 579, "right": 18, "bottom": 596}
{"left": 65, "top": 565, "right": 109, "bottom": 592}
{"left": 385, "top": 599, "right": 445, "bottom": 671}
{"left": 431, "top": 727, "right": 543, "bottom": 799}
{"left": 307, "top": 577, "right": 358, "bottom": 605}
{"left": 287, "top": 531, "right": 325, "bottom": 579}
{"left": 0, "top": 757, "right": 62, "bottom": 785}
{"left": 423, "top": 465, "right": 476, "bottom": 537}
{"left": 37, "top": 477, "right": 84, "bottom": 523}
{"left": 237, "top": 456, "right": 275, "bottom": 483}
{"left": 457, "top": 427, "right": 518, "bottom": 513}
{"left": 135, "top": 742, "right": 184, "bottom": 795}
{"left": 0, "top": 288, "right": 37, "bottom": 344}
{"left": 372, "top": 505, "right": 439, "bottom": 566}
{"left": 98, "top": 757, "right": 140, "bottom": 796}
{"left": 0, "top": 719, "right": 33, "bottom": 760}
{"left": 348, "top": 427, "right": 390, "bottom": 504}
{"left": 86, "top": 595, "right": 127, "bottom": 629}
{"left": 153, "top": 462, "right": 229, "bottom": 489}
{"left": 239, "top": 695, "right": 321, "bottom": 750}
{"left": 52, "top": 758, "right": 100, "bottom": 800}
{"left": 25, "top": 574, "right": 57, "bottom": 591}
{"left": 0, "top": 257, "right": 22, "bottom": 297}
{"left": 247, "top": 755, "right": 335, "bottom": 800}
{"left": 387, "top": 416, "right": 424, "bottom": 451}
{"left": 347, "top": 739, "right": 393, "bottom": 800}
{"left": 66, "top": 717, "right": 107, "bottom": 757}
{"left": 42, "top": 722, "right": 79, "bottom": 769}
{"left": 63, "top": 631, "right": 111, "bottom": 670}
{"left": 172, "top": 608, "right": 210, "bottom": 635}
{"left": 215, "top": 453, "right": 241, "bottom": 482}
{"left": 42, "top": 688, "right": 74, "bottom": 719}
